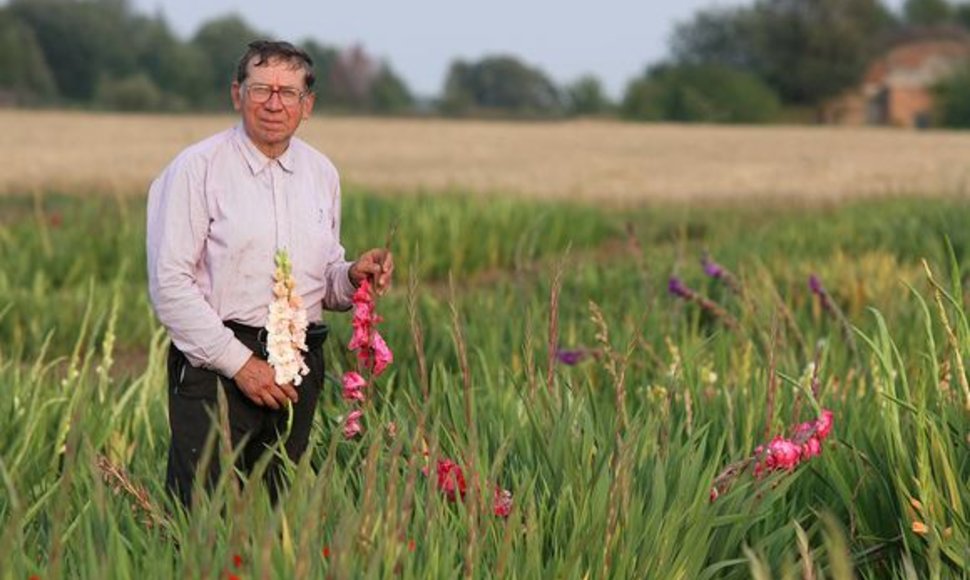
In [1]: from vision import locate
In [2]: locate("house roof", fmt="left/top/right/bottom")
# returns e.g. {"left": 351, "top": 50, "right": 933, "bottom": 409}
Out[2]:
{"left": 863, "top": 38, "right": 970, "bottom": 88}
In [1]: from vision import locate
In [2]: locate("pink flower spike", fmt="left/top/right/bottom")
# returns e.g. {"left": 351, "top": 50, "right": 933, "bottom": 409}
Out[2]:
{"left": 816, "top": 409, "right": 834, "bottom": 440}
{"left": 342, "top": 371, "right": 366, "bottom": 402}
{"left": 343, "top": 410, "right": 363, "bottom": 439}
{"left": 435, "top": 459, "right": 466, "bottom": 502}
{"left": 371, "top": 332, "right": 394, "bottom": 376}
{"left": 352, "top": 279, "right": 373, "bottom": 305}
{"left": 801, "top": 437, "right": 821, "bottom": 459}
{"left": 493, "top": 487, "right": 513, "bottom": 518}
{"left": 767, "top": 437, "right": 802, "bottom": 470}
{"left": 348, "top": 321, "right": 372, "bottom": 351}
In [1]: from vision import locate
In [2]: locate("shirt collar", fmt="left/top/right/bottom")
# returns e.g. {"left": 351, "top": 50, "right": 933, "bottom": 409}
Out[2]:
{"left": 234, "top": 124, "right": 296, "bottom": 175}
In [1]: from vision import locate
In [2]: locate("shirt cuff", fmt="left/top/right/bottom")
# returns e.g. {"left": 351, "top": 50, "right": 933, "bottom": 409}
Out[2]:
{"left": 333, "top": 261, "right": 357, "bottom": 310}
{"left": 211, "top": 338, "right": 254, "bottom": 379}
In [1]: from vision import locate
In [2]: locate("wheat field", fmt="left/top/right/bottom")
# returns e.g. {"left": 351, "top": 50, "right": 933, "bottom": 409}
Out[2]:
{"left": 6, "top": 109, "right": 970, "bottom": 201}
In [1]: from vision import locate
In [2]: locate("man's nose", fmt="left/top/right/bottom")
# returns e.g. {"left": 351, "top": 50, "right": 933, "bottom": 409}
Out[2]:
{"left": 263, "top": 91, "right": 284, "bottom": 110}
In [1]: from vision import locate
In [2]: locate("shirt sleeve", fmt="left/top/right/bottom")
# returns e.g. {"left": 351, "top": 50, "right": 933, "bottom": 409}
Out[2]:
{"left": 320, "top": 178, "right": 357, "bottom": 311}
{"left": 146, "top": 156, "right": 253, "bottom": 378}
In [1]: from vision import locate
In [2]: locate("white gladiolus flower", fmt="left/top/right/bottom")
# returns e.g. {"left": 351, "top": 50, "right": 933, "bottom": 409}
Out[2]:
{"left": 266, "top": 250, "right": 310, "bottom": 387}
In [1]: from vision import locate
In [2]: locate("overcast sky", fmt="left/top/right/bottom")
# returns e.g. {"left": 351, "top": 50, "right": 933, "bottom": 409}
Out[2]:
{"left": 130, "top": 0, "right": 906, "bottom": 99}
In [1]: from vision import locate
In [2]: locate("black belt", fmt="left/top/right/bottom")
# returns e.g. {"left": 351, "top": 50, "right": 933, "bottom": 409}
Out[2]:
{"left": 224, "top": 320, "right": 329, "bottom": 359}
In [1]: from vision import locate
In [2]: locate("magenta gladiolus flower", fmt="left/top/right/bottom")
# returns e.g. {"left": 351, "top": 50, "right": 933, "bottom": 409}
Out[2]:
{"left": 816, "top": 409, "right": 834, "bottom": 440}
{"left": 701, "top": 256, "right": 724, "bottom": 279}
{"left": 768, "top": 437, "right": 802, "bottom": 470}
{"left": 668, "top": 276, "right": 692, "bottom": 299}
{"left": 808, "top": 274, "right": 824, "bottom": 296}
{"left": 343, "top": 410, "right": 363, "bottom": 439}
{"left": 342, "top": 371, "right": 366, "bottom": 402}
{"left": 493, "top": 487, "right": 513, "bottom": 518}
{"left": 801, "top": 437, "right": 821, "bottom": 459}
{"left": 347, "top": 277, "right": 394, "bottom": 377}
{"left": 555, "top": 348, "right": 588, "bottom": 366}
{"left": 371, "top": 332, "right": 393, "bottom": 376}
{"left": 435, "top": 459, "right": 467, "bottom": 502}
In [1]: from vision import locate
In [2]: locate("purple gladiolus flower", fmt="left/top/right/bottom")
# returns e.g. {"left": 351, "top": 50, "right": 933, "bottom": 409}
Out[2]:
{"left": 668, "top": 276, "right": 692, "bottom": 299}
{"left": 556, "top": 348, "right": 587, "bottom": 366}
{"left": 808, "top": 274, "right": 824, "bottom": 296}
{"left": 702, "top": 256, "right": 724, "bottom": 278}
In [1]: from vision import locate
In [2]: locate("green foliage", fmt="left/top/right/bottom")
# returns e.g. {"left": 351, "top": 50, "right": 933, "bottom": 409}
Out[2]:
{"left": 903, "top": 0, "right": 954, "bottom": 25}
{"left": 932, "top": 63, "right": 970, "bottom": 127}
{"left": 94, "top": 73, "right": 164, "bottom": 111}
{"left": 564, "top": 74, "right": 612, "bottom": 116}
{"left": 129, "top": 14, "right": 212, "bottom": 109}
{"left": 0, "top": 8, "right": 57, "bottom": 101}
{"left": 621, "top": 64, "right": 781, "bottom": 123}
{"left": 670, "top": 0, "right": 895, "bottom": 106}
{"left": 190, "top": 14, "right": 267, "bottom": 110}
{"left": 369, "top": 66, "right": 414, "bottom": 113}
{"left": 3, "top": 190, "right": 970, "bottom": 576}
{"left": 9, "top": 0, "right": 139, "bottom": 102}
{"left": 441, "top": 55, "right": 564, "bottom": 117}
{"left": 0, "top": 2, "right": 417, "bottom": 113}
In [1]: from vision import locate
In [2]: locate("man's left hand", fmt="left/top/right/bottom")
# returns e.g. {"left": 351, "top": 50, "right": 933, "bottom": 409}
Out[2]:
{"left": 350, "top": 248, "right": 394, "bottom": 293}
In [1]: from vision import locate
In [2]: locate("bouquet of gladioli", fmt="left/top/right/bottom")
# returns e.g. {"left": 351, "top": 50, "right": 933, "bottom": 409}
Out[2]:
{"left": 266, "top": 250, "right": 309, "bottom": 386}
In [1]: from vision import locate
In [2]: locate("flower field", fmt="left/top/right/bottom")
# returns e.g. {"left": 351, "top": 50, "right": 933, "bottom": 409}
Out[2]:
{"left": 1, "top": 188, "right": 969, "bottom": 577}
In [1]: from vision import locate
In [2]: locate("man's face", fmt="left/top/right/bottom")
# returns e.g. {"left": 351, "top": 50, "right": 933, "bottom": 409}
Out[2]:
{"left": 231, "top": 57, "right": 315, "bottom": 156}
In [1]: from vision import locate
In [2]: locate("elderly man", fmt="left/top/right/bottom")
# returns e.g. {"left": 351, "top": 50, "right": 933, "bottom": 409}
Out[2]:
{"left": 147, "top": 40, "right": 392, "bottom": 507}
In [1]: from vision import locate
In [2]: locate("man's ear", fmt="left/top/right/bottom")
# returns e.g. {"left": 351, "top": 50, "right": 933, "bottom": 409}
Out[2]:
{"left": 231, "top": 82, "right": 243, "bottom": 111}
{"left": 302, "top": 91, "right": 316, "bottom": 120}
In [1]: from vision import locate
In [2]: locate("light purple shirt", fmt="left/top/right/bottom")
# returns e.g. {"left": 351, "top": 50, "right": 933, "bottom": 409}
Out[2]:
{"left": 147, "top": 125, "right": 356, "bottom": 378}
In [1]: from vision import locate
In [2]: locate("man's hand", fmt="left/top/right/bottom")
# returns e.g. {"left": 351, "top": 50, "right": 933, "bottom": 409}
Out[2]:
{"left": 350, "top": 248, "right": 394, "bottom": 294}
{"left": 233, "top": 355, "right": 298, "bottom": 409}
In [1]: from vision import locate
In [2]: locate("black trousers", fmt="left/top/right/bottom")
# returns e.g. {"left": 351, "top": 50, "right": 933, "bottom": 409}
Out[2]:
{"left": 165, "top": 325, "right": 327, "bottom": 508}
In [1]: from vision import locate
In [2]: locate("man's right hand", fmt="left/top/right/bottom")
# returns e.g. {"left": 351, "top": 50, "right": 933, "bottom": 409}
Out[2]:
{"left": 233, "top": 355, "right": 298, "bottom": 409}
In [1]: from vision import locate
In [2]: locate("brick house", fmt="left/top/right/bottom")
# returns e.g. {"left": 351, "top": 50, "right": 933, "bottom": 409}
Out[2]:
{"left": 822, "top": 29, "right": 970, "bottom": 128}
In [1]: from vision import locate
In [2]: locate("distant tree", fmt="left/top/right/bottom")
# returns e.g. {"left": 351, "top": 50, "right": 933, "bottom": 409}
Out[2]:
{"left": 10, "top": 0, "right": 139, "bottom": 101}
{"left": 670, "top": 7, "right": 762, "bottom": 71}
{"left": 956, "top": 3, "right": 970, "bottom": 28}
{"left": 565, "top": 74, "right": 611, "bottom": 116}
{"left": 0, "top": 8, "right": 57, "bottom": 102}
{"left": 328, "top": 44, "right": 381, "bottom": 106}
{"left": 300, "top": 39, "right": 339, "bottom": 103}
{"left": 94, "top": 72, "right": 163, "bottom": 111}
{"left": 903, "top": 0, "right": 953, "bottom": 25}
{"left": 762, "top": 0, "right": 893, "bottom": 104}
{"left": 191, "top": 14, "right": 267, "bottom": 108}
{"left": 369, "top": 65, "right": 413, "bottom": 113}
{"left": 441, "top": 55, "right": 563, "bottom": 117}
{"left": 932, "top": 63, "right": 970, "bottom": 126}
{"left": 130, "top": 13, "right": 210, "bottom": 109}
{"left": 621, "top": 63, "right": 781, "bottom": 124}
{"left": 670, "top": 0, "right": 894, "bottom": 106}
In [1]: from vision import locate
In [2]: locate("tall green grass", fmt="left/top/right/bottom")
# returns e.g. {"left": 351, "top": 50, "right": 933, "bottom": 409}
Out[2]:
{"left": 1, "top": 191, "right": 968, "bottom": 577}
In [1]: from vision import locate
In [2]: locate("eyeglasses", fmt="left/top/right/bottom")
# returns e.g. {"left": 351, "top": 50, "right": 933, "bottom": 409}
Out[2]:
{"left": 245, "top": 83, "right": 306, "bottom": 106}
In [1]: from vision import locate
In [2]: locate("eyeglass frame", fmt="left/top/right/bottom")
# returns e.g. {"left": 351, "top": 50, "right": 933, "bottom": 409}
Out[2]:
{"left": 243, "top": 82, "right": 309, "bottom": 106}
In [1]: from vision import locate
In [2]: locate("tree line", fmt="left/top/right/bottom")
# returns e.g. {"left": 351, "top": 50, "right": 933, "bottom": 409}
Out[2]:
{"left": 3, "top": 0, "right": 970, "bottom": 125}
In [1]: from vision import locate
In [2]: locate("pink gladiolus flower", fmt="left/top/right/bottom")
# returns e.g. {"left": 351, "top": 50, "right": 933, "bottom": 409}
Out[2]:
{"left": 801, "top": 437, "right": 821, "bottom": 459}
{"left": 767, "top": 437, "right": 802, "bottom": 470}
{"left": 348, "top": 320, "right": 371, "bottom": 351}
{"left": 371, "top": 332, "right": 393, "bottom": 376}
{"left": 816, "top": 409, "right": 834, "bottom": 440}
{"left": 342, "top": 371, "right": 366, "bottom": 402}
{"left": 435, "top": 459, "right": 467, "bottom": 502}
{"left": 353, "top": 278, "right": 373, "bottom": 304}
{"left": 493, "top": 487, "right": 513, "bottom": 518}
{"left": 343, "top": 410, "right": 363, "bottom": 439}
